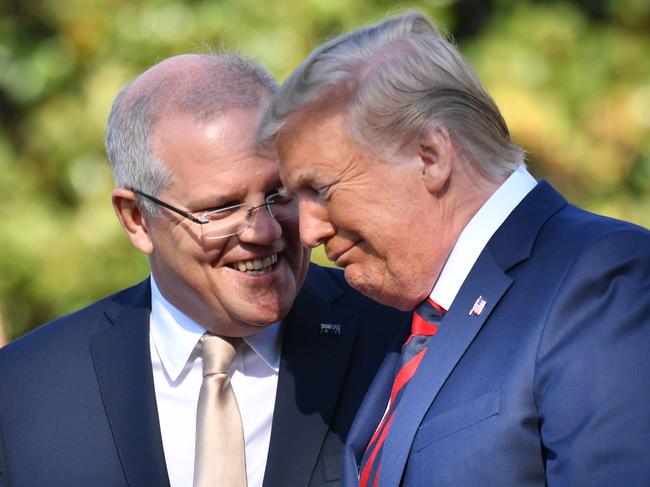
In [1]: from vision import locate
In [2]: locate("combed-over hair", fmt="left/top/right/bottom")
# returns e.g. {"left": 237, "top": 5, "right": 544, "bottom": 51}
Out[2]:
{"left": 257, "top": 12, "right": 524, "bottom": 180}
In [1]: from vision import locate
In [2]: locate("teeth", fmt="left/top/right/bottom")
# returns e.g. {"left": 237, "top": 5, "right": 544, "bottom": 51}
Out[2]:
{"left": 231, "top": 253, "right": 278, "bottom": 273}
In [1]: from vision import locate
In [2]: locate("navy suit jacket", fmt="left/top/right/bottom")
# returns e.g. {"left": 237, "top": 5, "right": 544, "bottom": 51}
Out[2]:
{"left": 343, "top": 182, "right": 650, "bottom": 486}
{"left": 0, "top": 263, "right": 406, "bottom": 487}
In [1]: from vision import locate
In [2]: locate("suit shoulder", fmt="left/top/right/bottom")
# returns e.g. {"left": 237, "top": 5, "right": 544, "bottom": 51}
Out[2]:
{"left": 550, "top": 204, "right": 648, "bottom": 241}
{"left": 0, "top": 280, "right": 149, "bottom": 373}
{"left": 536, "top": 204, "right": 649, "bottom": 264}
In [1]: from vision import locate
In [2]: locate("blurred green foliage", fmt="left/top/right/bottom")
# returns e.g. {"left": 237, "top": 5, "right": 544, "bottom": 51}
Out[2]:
{"left": 1, "top": 0, "right": 649, "bottom": 341}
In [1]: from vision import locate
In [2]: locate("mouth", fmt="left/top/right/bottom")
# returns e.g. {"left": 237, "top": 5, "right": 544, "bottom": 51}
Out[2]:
{"left": 228, "top": 253, "right": 279, "bottom": 275}
{"left": 327, "top": 245, "right": 354, "bottom": 267}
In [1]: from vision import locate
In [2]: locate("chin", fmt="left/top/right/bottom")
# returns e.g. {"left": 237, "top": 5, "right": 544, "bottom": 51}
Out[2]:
{"left": 368, "top": 290, "right": 415, "bottom": 311}
{"left": 344, "top": 268, "right": 417, "bottom": 310}
{"left": 347, "top": 277, "right": 394, "bottom": 307}
{"left": 241, "top": 319, "right": 276, "bottom": 330}
{"left": 344, "top": 269, "right": 375, "bottom": 299}
{"left": 243, "top": 300, "right": 292, "bottom": 327}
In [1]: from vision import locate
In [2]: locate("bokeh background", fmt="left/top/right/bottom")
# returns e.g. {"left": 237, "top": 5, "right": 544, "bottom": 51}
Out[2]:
{"left": 1, "top": 0, "right": 649, "bottom": 344}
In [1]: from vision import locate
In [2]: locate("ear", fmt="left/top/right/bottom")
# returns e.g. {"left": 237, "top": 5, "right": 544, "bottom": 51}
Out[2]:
{"left": 418, "top": 125, "right": 454, "bottom": 195}
{"left": 112, "top": 188, "right": 154, "bottom": 254}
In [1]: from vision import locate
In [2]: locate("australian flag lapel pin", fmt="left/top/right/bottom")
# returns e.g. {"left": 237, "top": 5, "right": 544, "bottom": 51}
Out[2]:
{"left": 320, "top": 323, "right": 342, "bottom": 336}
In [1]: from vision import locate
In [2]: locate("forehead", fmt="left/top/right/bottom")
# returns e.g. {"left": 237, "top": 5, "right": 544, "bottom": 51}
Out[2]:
{"left": 276, "top": 108, "right": 356, "bottom": 185}
{"left": 154, "top": 108, "right": 280, "bottom": 200}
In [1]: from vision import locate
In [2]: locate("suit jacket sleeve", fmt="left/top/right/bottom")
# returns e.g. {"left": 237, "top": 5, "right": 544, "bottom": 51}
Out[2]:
{"left": 535, "top": 228, "right": 650, "bottom": 485}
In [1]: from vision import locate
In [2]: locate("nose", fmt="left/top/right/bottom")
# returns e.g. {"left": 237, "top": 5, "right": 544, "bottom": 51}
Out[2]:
{"left": 238, "top": 205, "right": 282, "bottom": 244}
{"left": 297, "top": 195, "right": 336, "bottom": 248}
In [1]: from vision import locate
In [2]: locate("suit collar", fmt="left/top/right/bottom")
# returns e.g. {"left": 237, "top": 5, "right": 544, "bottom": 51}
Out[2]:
{"left": 487, "top": 180, "right": 566, "bottom": 271}
{"left": 90, "top": 278, "right": 171, "bottom": 487}
{"left": 431, "top": 166, "right": 537, "bottom": 310}
{"left": 263, "top": 265, "right": 358, "bottom": 486}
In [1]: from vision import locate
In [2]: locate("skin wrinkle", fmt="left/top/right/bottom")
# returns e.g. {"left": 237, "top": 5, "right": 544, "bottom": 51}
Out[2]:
{"left": 276, "top": 95, "right": 499, "bottom": 310}
{"left": 279, "top": 110, "right": 433, "bottom": 308}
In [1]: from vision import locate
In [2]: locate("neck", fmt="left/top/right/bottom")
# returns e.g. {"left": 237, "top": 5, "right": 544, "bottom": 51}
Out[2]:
{"left": 430, "top": 168, "right": 503, "bottom": 285}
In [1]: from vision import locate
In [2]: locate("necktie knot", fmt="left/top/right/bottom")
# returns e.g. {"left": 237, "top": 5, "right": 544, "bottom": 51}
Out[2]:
{"left": 410, "top": 298, "right": 445, "bottom": 337}
{"left": 200, "top": 333, "right": 240, "bottom": 377}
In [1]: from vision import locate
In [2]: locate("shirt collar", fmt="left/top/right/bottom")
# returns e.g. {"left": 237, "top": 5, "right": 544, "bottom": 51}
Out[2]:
{"left": 430, "top": 165, "right": 537, "bottom": 310}
{"left": 244, "top": 324, "right": 282, "bottom": 373}
{"left": 149, "top": 276, "right": 282, "bottom": 381}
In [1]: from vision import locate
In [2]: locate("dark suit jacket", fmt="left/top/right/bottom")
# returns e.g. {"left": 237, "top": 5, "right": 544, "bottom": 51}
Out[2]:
{"left": 343, "top": 182, "right": 650, "bottom": 486}
{"left": 0, "top": 263, "right": 406, "bottom": 487}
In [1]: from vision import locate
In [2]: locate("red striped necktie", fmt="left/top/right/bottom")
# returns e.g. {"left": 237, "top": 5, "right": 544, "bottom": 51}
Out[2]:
{"left": 358, "top": 297, "right": 446, "bottom": 487}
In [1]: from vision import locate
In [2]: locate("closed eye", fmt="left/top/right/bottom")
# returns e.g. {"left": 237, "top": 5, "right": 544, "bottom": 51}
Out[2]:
{"left": 315, "top": 182, "right": 336, "bottom": 199}
{"left": 201, "top": 202, "right": 247, "bottom": 221}
{"left": 266, "top": 190, "right": 294, "bottom": 205}
{"left": 200, "top": 200, "right": 241, "bottom": 213}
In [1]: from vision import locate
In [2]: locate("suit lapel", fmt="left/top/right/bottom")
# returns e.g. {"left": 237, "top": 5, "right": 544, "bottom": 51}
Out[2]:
{"left": 90, "top": 280, "right": 170, "bottom": 487}
{"left": 263, "top": 282, "right": 359, "bottom": 487}
{"left": 379, "top": 251, "right": 512, "bottom": 487}
{"left": 378, "top": 182, "right": 567, "bottom": 487}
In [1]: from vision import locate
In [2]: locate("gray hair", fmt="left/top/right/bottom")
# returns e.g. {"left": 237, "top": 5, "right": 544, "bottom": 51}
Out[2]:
{"left": 257, "top": 12, "right": 524, "bottom": 180}
{"left": 105, "top": 53, "right": 278, "bottom": 214}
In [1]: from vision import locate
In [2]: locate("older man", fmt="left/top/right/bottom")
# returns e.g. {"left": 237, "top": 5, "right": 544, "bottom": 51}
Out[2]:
{"left": 0, "top": 54, "right": 405, "bottom": 487}
{"left": 258, "top": 12, "right": 650, "bottom": 487}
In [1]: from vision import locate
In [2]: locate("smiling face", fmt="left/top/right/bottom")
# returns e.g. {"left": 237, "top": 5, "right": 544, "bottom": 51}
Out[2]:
{"left": 144, "top": 106, "right": 310, "bottom": 336}
{"left": 276, "top": 108, "right": 448, "bottom": 310}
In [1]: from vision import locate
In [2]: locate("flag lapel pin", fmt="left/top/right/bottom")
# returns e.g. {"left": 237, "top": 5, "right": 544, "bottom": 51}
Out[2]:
{"left": 469, "top": 296, "right": 487, "bottom": 316}
{"left": 320, "top": 323, "right": 342, "bottom": 336}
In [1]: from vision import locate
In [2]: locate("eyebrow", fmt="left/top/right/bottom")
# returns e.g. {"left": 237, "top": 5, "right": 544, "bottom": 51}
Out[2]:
{"left": 184, "top": 193, "right": 240, "bottom": 213}
{"left": 281, "top": 166, "right": 317, "bottom": 189}
{"left": 189, "top": 179, "right": 286, "bottom": 211}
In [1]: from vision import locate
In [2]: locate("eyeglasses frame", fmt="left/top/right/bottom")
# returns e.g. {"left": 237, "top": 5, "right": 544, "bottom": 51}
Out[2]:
{"left": 128, "top": 188, "right": 294, "bottom": 239}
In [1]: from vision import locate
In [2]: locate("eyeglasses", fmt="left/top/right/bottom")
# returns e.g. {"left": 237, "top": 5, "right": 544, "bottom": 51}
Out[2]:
{"left": 129, "top": 188, "right": 298, "bottom": 240}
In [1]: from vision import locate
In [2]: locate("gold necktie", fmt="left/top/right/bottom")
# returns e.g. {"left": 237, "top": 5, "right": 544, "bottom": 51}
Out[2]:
{"left": 193, "top": 333, "right": 247, "bottom": 487}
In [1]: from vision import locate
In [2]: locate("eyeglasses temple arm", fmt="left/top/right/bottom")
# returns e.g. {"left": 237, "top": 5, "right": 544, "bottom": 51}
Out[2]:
{"left": 129, "top": 188, "right": 207, "bottom": 224}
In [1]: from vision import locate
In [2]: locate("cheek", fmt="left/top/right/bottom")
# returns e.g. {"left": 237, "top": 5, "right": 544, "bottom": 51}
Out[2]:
{"left": 324, "top": 193, "right": 358, "bottom": 226}
{"left": 194, "top": 237, "right": 234, "bottom": 274}
{"left": 341, "top": 202, "right": 397, "bottom": 244}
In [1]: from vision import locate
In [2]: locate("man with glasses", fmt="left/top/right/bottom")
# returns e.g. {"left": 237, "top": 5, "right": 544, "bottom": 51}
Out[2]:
{"left": 0, "top": 54, "right": 405, "bottom": 487}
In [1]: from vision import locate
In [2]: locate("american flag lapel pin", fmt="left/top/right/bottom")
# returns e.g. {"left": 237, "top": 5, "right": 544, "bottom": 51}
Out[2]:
{"left": 320, "top": 323, "right": 342, "bottom": 336}
{"left": 469, "top": 296, "right": 487, "bottom": 316}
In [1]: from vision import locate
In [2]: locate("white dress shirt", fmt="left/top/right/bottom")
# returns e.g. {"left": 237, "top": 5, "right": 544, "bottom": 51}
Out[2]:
{"left": 430, "top": 166, "right": 538, "bottom": 309}
{"left": 149, "top": 277, "right": 282, "bottom": 487}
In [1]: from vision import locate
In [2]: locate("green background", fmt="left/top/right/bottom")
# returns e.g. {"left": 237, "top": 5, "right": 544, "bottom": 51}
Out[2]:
{"left": 1, "top": 0, "right": 649, "bottom": 343}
